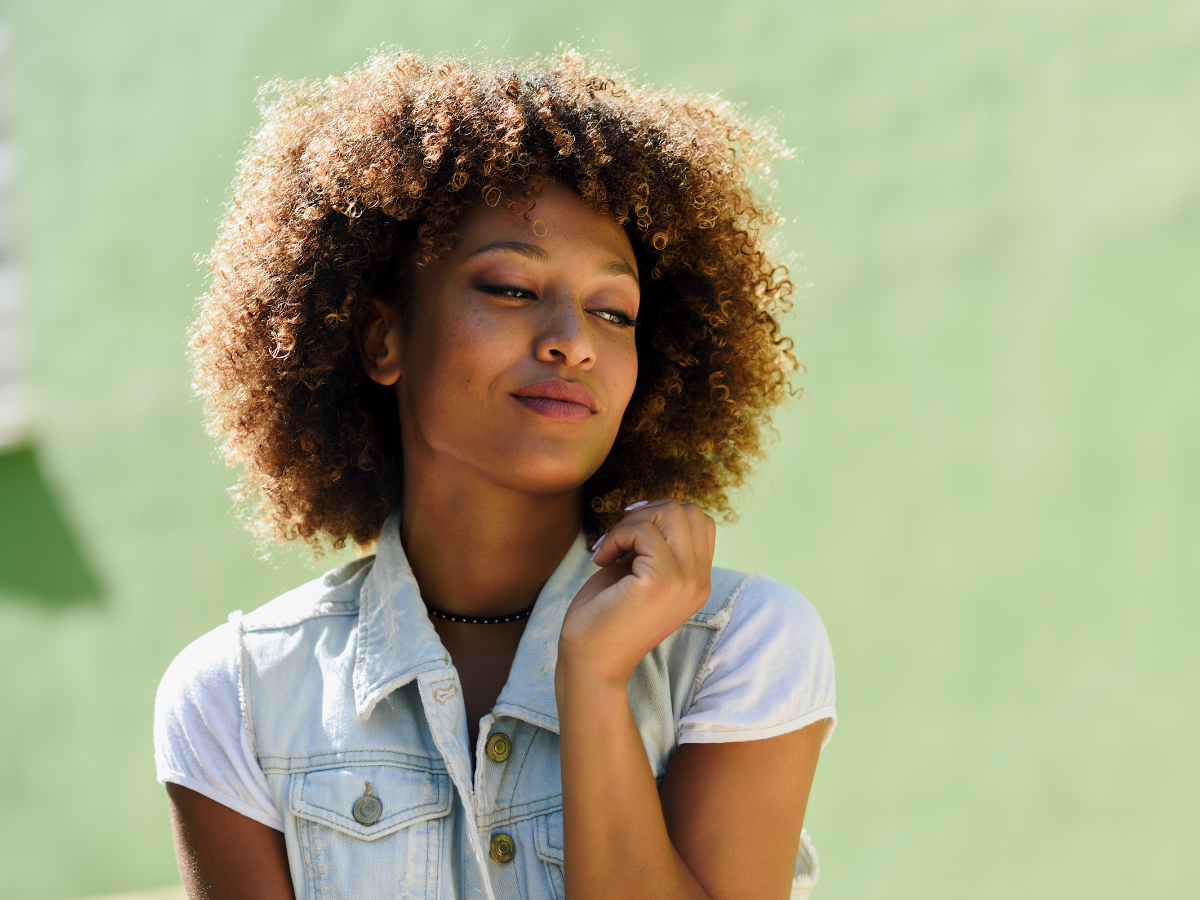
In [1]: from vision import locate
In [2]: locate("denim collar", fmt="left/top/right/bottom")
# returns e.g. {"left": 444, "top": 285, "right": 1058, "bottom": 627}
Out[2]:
{"left": 353, "top": 510, "right": 596, "bottom": 730}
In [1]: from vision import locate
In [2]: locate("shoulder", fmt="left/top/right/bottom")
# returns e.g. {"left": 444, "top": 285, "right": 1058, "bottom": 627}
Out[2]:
{"left": 692, "top": 568, "right": 830, "bottom": 641}
{"left": 725, "top": 573, "right": 830, "bottom": 643}
{"left": 237, "top": 556, "right": 374, "bottom": 632}
{"left": 679, "top": 571, "right": 837, "bottom": 747}
{"left": 707, "top": 572, "right": 834, "bottom": 686}
{"left": 156, "top": 618, "right": 243, "bottom": 718}
{"left": 685, "top": 567, "right": 761, "bottom": 627}
{"left": 156, "top": 555, "right": 376, "bottom": 727}
{"left": 154, "top": 619, "right": 246, "bottom": 783}
{"left": 154, "top": 617, "right": 285, "bottom": 831}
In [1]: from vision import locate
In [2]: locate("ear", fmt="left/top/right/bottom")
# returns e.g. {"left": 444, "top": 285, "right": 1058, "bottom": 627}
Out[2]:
{"left": 359, "top": 296, "right": 404, "bottom": 386}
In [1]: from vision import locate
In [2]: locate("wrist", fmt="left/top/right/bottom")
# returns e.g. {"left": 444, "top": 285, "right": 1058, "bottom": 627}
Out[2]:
{"left": 554, "top": 645, "right": 631, "bottom": 702}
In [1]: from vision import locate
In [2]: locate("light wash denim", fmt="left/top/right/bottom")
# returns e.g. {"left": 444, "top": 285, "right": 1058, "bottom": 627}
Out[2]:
{"left": 234, "top": 511, "right": 818, "bottom": 899}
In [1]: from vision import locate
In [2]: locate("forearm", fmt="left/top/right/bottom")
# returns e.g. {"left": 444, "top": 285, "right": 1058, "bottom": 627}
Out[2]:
{"left": 556, "top": 662, "right": 710, "bottom": 900}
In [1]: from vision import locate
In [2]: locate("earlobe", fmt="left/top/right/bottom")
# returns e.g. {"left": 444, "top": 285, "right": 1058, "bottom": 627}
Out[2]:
{"left": 359, "top": 296, "right": 404, "bottom": 387}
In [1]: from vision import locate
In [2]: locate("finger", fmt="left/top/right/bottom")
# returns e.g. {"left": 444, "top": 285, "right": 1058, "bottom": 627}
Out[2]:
{"left": 595, "top": 498, "right": 675, "bottom": 561}
{"left": 594, "top": 500, "right": 697, "bottom": 572}
{"left": 591, "top": 516, "right": 676, "bottom": 572}
{"left": 681, "top": 505, "right": 715, "bottom": 595}
{"left": 689, "top": 505, "right": 715, "bottom": 569}
{"left": 623, "top": 498, "right": 675, "bottom": 513}
{"left": 591, "top": 515, "right": 668, "bottom": 567}
{"left": 624, "top": 501, "right": 700, "bottom": 574}
{"left": 681, "top": 504, "right": 715, "bottom": 574}
{"left": 619, "top": 501, "right": 710, "bottom": 592}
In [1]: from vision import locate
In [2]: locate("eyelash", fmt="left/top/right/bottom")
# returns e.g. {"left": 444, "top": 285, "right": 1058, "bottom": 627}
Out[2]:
{"left": 478, "top": 283, "right": 639, "bottom": 327}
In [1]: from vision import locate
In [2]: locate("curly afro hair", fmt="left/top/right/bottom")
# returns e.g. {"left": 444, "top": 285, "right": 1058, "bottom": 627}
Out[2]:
{"left": 190, "top": 48, "right": 798, "bottom": 552}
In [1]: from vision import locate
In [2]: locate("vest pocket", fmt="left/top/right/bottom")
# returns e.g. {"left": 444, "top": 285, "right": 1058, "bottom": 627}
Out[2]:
{"left": 534, "top": 808, "right": 566, "bottom": 900}
{"left": 289, "top": 762, "right": 452, "bottom": 900}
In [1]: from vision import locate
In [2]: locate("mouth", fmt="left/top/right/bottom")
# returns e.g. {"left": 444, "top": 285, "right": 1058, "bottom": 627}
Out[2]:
{"left": 511, "top": 379, "right": 598, "bottom": 424}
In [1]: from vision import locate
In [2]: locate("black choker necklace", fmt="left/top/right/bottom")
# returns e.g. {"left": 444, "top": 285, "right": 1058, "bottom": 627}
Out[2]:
{"left": 424, "top": 603, "right": 535, "bottom": 625}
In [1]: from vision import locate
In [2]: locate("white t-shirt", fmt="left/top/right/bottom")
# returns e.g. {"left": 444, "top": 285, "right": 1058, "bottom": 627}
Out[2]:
{"left": 154, "top": 574, "right": 836, "bottom": 832}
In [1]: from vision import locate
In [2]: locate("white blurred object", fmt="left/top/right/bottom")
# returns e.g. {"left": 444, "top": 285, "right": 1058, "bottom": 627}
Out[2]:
{"left": 790, "top": 828, "right": 821, "bottom": 897}
{"left": 0, "top": 213, "right": 24, "bottom": 451}
{"left": 0, "top": 14, "right": 28, "bottom": 451}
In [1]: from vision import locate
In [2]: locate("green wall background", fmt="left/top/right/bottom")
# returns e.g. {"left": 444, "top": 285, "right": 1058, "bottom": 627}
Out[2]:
{"left": 2, "top": 1, "right": 1196, "bottom": 897}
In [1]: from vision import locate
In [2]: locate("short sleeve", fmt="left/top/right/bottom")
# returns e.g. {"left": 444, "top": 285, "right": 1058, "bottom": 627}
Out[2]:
{"left": 678, "top": 576, "right": 837, "bottom": 748}
{"left": 153, "top": 620, "right": 284, "bottom": 831}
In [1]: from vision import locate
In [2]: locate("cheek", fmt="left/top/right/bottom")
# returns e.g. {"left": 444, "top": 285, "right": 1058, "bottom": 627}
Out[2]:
{"left": 607, "top": 340, "right": 640, "bottom": 417}
{"left": 412, "top": 306, "right": 523, "bottom": 399}
{"left": 455, "top": 313, "right": 528, "bottom": 383}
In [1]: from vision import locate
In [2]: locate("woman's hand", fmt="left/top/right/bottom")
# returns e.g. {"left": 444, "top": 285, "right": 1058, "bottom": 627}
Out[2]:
{"left": 557, "top": 499, "right": 716, "bottom": 687}
{"left": 554, "top": 502, "right": 820, "bottom": 900}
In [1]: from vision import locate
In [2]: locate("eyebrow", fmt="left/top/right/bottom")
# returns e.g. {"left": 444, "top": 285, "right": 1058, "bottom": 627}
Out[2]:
{"left": 466, "top": 240, "right": 551, "bottom": 263}
{"left": 466, "top": 240, "right": 638, "bottom": 282}
{"left": 599, "top": 258, "right": 638, "bottom": 280}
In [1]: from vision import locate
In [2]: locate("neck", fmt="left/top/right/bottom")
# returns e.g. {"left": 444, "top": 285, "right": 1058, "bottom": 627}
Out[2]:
{"left": 399, "top": 455, "right": 584, "bottom": 619}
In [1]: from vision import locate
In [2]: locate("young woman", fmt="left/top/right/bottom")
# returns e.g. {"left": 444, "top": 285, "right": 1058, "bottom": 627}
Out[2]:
{"left": 155, "top": 49, "right": 836, "bottom": 900}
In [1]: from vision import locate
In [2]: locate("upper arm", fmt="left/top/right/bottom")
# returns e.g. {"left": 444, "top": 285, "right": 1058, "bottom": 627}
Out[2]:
{"left": 658, "top": 720, "right": 826, "bottom": 900}
{"left": 167, "top": 782, "right": 296, "bottom": 900}
{"left": 155, "top": 622, "right": 284, "bottom": 830}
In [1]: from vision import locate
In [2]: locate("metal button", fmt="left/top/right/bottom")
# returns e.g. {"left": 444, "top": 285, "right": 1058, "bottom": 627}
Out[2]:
{"left": 486, "top": 732, "right": 512, "bottom": 763}
{"left": 352, "top": 781, "right": 383, "bottom": 825}
{"left": 490, "top": 833, "right": 516, "bottom": 863}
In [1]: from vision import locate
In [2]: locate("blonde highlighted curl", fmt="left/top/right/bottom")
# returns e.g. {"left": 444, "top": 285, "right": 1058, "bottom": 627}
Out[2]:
{"left": 191, "top": 48, "right": 798, "bottom": 551}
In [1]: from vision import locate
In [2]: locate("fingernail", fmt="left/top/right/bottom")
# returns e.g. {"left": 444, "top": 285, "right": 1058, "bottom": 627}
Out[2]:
{"left": 624, "top": 500, "right": 650, "bottom": 511}
{"left": 590, "top": 533, "right": 607, "bottom": 554}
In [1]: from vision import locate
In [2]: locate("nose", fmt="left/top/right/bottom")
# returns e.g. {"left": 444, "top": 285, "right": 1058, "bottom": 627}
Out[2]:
{"left": 533, "top": 292, "right": 595, "bottom": 370}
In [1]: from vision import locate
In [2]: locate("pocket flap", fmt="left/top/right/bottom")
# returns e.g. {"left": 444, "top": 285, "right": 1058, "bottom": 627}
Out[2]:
{"left": 290, "top": 763, "right": 452, "bottom": 840}
{"left": 534, "top": 808, "right": 565, "bottom": 865}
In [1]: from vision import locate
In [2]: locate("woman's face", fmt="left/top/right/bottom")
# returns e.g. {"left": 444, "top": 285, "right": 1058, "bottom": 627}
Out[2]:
{"left": 370, "top": 182, "right": 641, "bottom": 499}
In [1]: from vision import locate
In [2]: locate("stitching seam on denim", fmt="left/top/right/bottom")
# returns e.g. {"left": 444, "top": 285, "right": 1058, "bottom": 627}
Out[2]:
{"left": 684, "top": 572, "right": 757, "bottom": 715}
{"left": 241, "top": 604, "right": 359, "bottom": 633}
{"left": 477, "top": 795, "right": 563, "bottom": 830}
{"left": 294, "top": 783, "right": 319, "bottom": 899}
{"left": 235, "top": 617, "right": 261, "bottom": 762}
{"left": 259, "top": 751, "right": 448, "bottom": 774}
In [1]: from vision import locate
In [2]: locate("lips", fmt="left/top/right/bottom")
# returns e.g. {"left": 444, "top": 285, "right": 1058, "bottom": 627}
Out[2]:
{"left": 511, "top": 379, "right": 598, "bottom": 423}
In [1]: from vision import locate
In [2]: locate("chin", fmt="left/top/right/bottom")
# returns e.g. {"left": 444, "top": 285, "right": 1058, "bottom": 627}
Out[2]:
{"left": 498, "top": 455, "right": 601, "bottom": 498}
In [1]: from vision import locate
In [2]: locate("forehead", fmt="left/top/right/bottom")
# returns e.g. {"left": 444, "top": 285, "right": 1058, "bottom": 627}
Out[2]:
{"left": 454, "top": 183, "right": 636, "bottom": 264}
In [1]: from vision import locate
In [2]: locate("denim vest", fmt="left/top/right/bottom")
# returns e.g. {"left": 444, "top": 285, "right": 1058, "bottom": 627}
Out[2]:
{"left": 234, "top": 512, "right": 819, "bottom": 899}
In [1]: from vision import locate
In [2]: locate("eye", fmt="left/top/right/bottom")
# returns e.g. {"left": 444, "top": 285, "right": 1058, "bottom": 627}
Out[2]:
{"left": 478, "top": 282, "right": 537, "bottom": 301}
{"left": 590, "top": 308, "right": 639, "bottom": 327}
